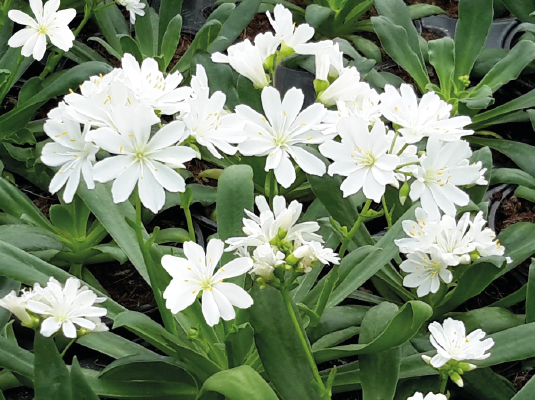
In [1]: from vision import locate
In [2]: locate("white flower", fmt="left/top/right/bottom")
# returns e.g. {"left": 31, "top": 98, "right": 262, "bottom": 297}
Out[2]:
{"left": 8, "top": 0, "right": 75, "bottom": 61}
{"left": 41, "top": 119, "right": 98, "bottom": 203}
{"left": 395, "top": 207, "right": 439, "bottom": 254}
{"left": 236, "top": 86, "right": 328, "bottom": 188}
{"left": 292, "top": 240, "right": 340, "bottom": 272}
{"left": 468, "top": 212, "right": 506, "bottom": 259}
{"left": 380, "top": 84, "right": 473, "bottom": 144}
{"left": 319, "top": 117, "right": 400, "bottom": 202}
{"left": 117, "top": 0, "right": 146, "bottom": 24}
{"left": 317, "top": 67, "right": 366, "bottom": 107}
{"left": 0, "top": 289, "right": 38, "bottom": 327}
{"left": 212, "top": 39, "right": 270, "bottom": 89}
{"left": 250, "top": 243, "right": 285, "bottom": 280}
{"left": 121, "top": 53, "right": 192, "bottom": 115}
{"left": 162, "top": 239, "right": 253, "bottom": 326}
{"left": 400, "top": 250, "right": 452, "bottom": 297}
{"left": 409, "top": 137, "right": 484, "bottom": 220}
{"left": 407, "top": 392, "right": 447, "bottom": 400}
{"left": 266, "top": 4, "right": 314, "bottom": 54}
{"left": 226, "top": 195, "right": 322, "bottom": 251}
{"left": 428, "top": 318, "right": 494, "bottom": 368}
{"left": 26, "top": 277, "right": 107, "bottom": 338}
{"left": 181, "top": 65, "right": 246, "bottom": 158}
{"left": 89, "top": 105, "right": 196, "bottom": 213}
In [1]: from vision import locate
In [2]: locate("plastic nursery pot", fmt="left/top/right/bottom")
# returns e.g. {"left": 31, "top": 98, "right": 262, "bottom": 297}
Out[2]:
{"left": 485, "top": 183, "right": 516, "bottom": 233}
{"left": 180, "top": 0, "right": 215, "bottom": 35}
{"left": 416, "top": 15, "right": 520, "bottom": 49}
{"left": 274, "top": 64, "right": 316, "bottom": 109}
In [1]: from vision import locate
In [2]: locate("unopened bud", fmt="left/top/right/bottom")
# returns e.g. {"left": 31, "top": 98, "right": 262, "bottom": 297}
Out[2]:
{"left": 399, "top": 181, "right": 410, "bottom": 205}
{"left": 450, "top": 371, "right": 464, "bottom": 387}
{"left": 313, "top": 79, "right": 329, "bottom": 95}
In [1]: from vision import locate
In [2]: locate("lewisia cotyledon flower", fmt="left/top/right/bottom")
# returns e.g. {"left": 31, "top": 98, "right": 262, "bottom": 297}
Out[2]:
{"left": 8, "top": 0, "right": 76, "bottom": 60}
{"left": 399, "top": 250, "right": 452, "bottom": 297}
{"left": 407, "top": 392, "right": 447, "bottom": 400}
{"left": 236, "top": 86, "right": 328, "bottom": 188}
{"left": 380, "top": 84, "right": 473, "bottom": 144}
{"left": 409, "top": 137, "right": 485, "bottom": 219}
{"left": 319, "top": 117, "right": 400, "bottom": 202}
{"left": 41, "top": 118, "right": 99, "bottom": 203}
{"left": 88, "top": 105, "right": 196, "bottom": 213}
{"left": 162, "top": 239, "right": 253, "bottom": 326}
{"left": 266, "top": 4, "right": 314, "bottom": 54}
{"left": 116, "top": 0, "right": 146, "bottom": 24}
{"left": 428, "top": 318, "right": 494, "bottom": 368}
{"left": 26, "top": 277, "right": 107, "bottom": 338}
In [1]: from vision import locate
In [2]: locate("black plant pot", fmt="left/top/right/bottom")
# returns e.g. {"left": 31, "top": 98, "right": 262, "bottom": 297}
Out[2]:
{"left": 416, "top": 15, "right": 520, "bottom": 49}
{"left": 181, "top": 0, "right": 215, "bottom": 35}
{"left": 484, "top": 183, "right": 516, "bottom": 234}
{"left": 274, "top": 64, "right": 316, "bottom": 109}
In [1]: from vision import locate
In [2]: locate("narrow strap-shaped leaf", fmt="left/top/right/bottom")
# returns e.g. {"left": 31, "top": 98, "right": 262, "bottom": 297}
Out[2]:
{"left": 428, "top": 37, "right": 455, "bottom": 98}
{"left": 473, "top": 40, "right": 535, "bottom": 93}
{"left": 461, "top": 367, "right": 516, "bottom": 400}
{"left": 454, "top": 0, "right": 493, "bottom": 79}
{"left": 359, "top": 303, "right": 400, "bottom": 400}
{"left": 161, "top": 15, "right": 183, "bottom": 70}
{"left": 70, "top": 358, "right": 100, "bottom": 400}
{"left": 34, "top": 334, "right": 72, "bottom": 400}
{"left": 491, "top": 168, "right": 535, "bottom": 190}
{"left": 527, "top": 259, "right": 535, "bottom": 323}
{"left": 119, "top": 35, "right": 144, "bottom": 63}
{"left": 0, "top": 335, "right": 34, "bottom": 379}
{"left": 498, "top": 222, "right": 535, "bottom": 275}
{"left": 158, "top": 0, "right": 183, "bottom": 46}
{"left": 313, "top": 301, "right": 432, "bottom": 363}
{"left": 135, "top": 1, "right": 159, "bottom": 57}
{"left": 208, "top": 0, "right": 261, "bottom": 53}
{"left": 197, "top": 366, "right": 278, "bottom": 400}
{"left": 372, "top": 16, "right": 430, "bottom": 92}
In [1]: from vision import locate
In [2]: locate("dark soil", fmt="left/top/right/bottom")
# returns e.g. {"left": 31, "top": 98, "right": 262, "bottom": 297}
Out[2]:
{"left": 169, "top": 33, "right": 194, "bottom": 72}
{"left": 239, "top": 13, "right": 274, "bottom": 42}
{"left": 88, "top": 261, "right": 155, "bottom": 309}
{"left": 496, "top": 195, "right": 535, "bottom": 232}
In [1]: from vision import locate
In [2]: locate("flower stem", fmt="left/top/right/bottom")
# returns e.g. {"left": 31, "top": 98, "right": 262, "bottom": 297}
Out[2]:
{"left": 439, "top": 375, "right": 448, "bottom": 394}
{"left": 39, "top": 5, "right": 93, "bottom": 79}
{"left": 182, "top": 203, "right": 196, "bottom": 243}
{"left": 382, "top": 195, "right": 392, "bottom": 230}
{"left": 280, "top": 288, "right": 328, "bottom": 399}
{"left": 134, "top": 193, "right": 178, "bottom": 336}
{"left": 60, "top": 338, "right": 76, "bottom": 358}
{"left": 339, "top": 199, "right": 373, "bottom": 257}
{"left": 0, "top": 52, "right": 24, "bottom": 106}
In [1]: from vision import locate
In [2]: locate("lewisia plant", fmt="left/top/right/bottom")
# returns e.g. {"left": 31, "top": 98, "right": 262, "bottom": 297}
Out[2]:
{"left": 1, "top": 2, "right": 528, "bottom": 399}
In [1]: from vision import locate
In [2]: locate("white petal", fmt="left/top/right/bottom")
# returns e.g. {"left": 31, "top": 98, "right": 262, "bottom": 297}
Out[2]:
{"left": 8, "top": 27, "right": 36, "bottom": 47}
{"left": 274, "top": 153, "right": 295, "bottom": 188}
{"left": 40, "top": 317, "right": 61, "bottom": 337}
{"left": 138, "top": 166, "right": 165, "bottom": 213}
{"left": 111, "top": 163, "right": 140, "bottom": 203}
{"left": 291, "top": 146, "right": 325, "bottom": 176}
{"left": 215, "top": 282, "right": 253, "bottom": 309}
{"left": 201, "top": 290, "right": 220, "bottom": 326}
{"left": 214, "top": 257, "right": 253, "bottom": 280}
{"left": 93, "top": 155, "right": 135, "bottom": 183}
{"left": 211, "top": 288, "right": 235, "bottom": 321}
{"left": 32, "top": 33, "right": 47, "bottom": 61}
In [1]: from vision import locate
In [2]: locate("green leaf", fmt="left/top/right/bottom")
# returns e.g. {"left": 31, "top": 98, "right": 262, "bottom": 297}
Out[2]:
{"left": 77, "top": 182, "right": 149, "bottom": 283}
{"left": 359, "top": 303, "right": 400, "bottom": 400}
{"left": 0, "top": 335, "right": 34, "bottom": 379}
{"left": 0, "top": 225, "right": 65, "bottom": 252}
{"left": 171, "top": 20, "right": 222, "bottom": 74}
{"left": 454, "top": 0, "right": 493, "bottom": 80}
{"left": 77, "top": 331, "right": 156, "bottom": 359}
{"left": 0, "top": 62, "right": 112, "bottom": 138}
{"left": 467, "top": 137, "right": 535, "bottom": 178}
{"left": 161, "top": 15, "right": 183, "bottom": 70}
{"left": 470, "top": 88, "right": 535, "bottom": 129}
{"left": 313, "top": 264, "right": 339, "bottom": 324}
{"left": 34, "top": 334, "right": 71, "bottom": 400}
{"left": 499, "top": 222, "right": 535, "bottom": 275}
{"left": 305, "top": 5, "right": 334, "bottom": 29}
{"left": 70, "top": 357, "right": 100, "bottom": 400}
{"left": 372, "top": 15, "right": 430, "bottom": 92}
{"left": 135, "top": 2, "right": 159, "bottom": 57}
{"left": 313, "top": 301, "right": 432, "bottom": 363}
{"left": 225, "top": 323, "right": 254, "bottom": 368}
{"left": 328, "top": 205, "right": 418, "bottom": 308}
{"left": 433, "top": 256, "right": 505, "bottom": 317}
{"left": 473, "top": 40, "right": 535, "bottom": 93}
{"left": 248, "top": 285, "right": 322, "bottom": 400}
{"left": 347, "top": 35, "right": 382, "bottom": 63}
{"left": 0, "top": 277, "right": 20, "bottom": 330}
{"left": 197, "top": 366, "right": 278, "bottom": 400}
{"left": 461, "top": 367, "right": 516, "bottom": 400}
{"left": 216, "top": 165, "right": 254, "bottom": 274}
{"left": 447, "top": 307, "right": 524, "bottom": 335}
{"left": 0, "top": 177, "right": 54, "bottom": 232}
{"left": 500, "top": 0, "right": 535, "bottom": 23}
{"left": 208, "top": 0, "right": 261, "bottom": 53}
{"left": 93, "top": 4, "right": 129, "bottom": 52}
{"left": 119, "top": 35, "right": 144, "bottom": 63}
{"left": 491, "top": 168, "right": 535, "bottom": 190}
{"left": 428, "top": 37, "right": 455, "bottom": 97}
{"left": 516, "top": 185, "right": 535, "bottom": 203}
{"left": 527, "top": 259, "right": 535, "bottom": 323}
{"left": 88, "top": 36, "right": 122, "bottom": 60}
{"left": 112, "top": 311, "right": 221, "bottom": 381}
{"left": 309, "top": 305, "right": 368, "bottom": 343}
{"left": 99, "top": 354, "right": 197, "bottom": 395}
{"left": 158, "top": 0, "right": 183, "bottom": 46}
{"left": 407, "top": 4, "right": 447, "bottom": 19}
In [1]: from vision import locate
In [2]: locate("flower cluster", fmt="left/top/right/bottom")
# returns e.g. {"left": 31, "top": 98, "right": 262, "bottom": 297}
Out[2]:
{"left": 394, "top": 208, "right": 508, "bottom": 297}
{"left": 423, "top": 318, "right": 494, "bottom": 387}
{"left": 0, "top": 277, "right": 108, "bottom": 339}
{"left": 407, "top": 393, "right": 447, "bottom": 400}
{"left": 226, "top": 195, "right": 339, "bottom": 282}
